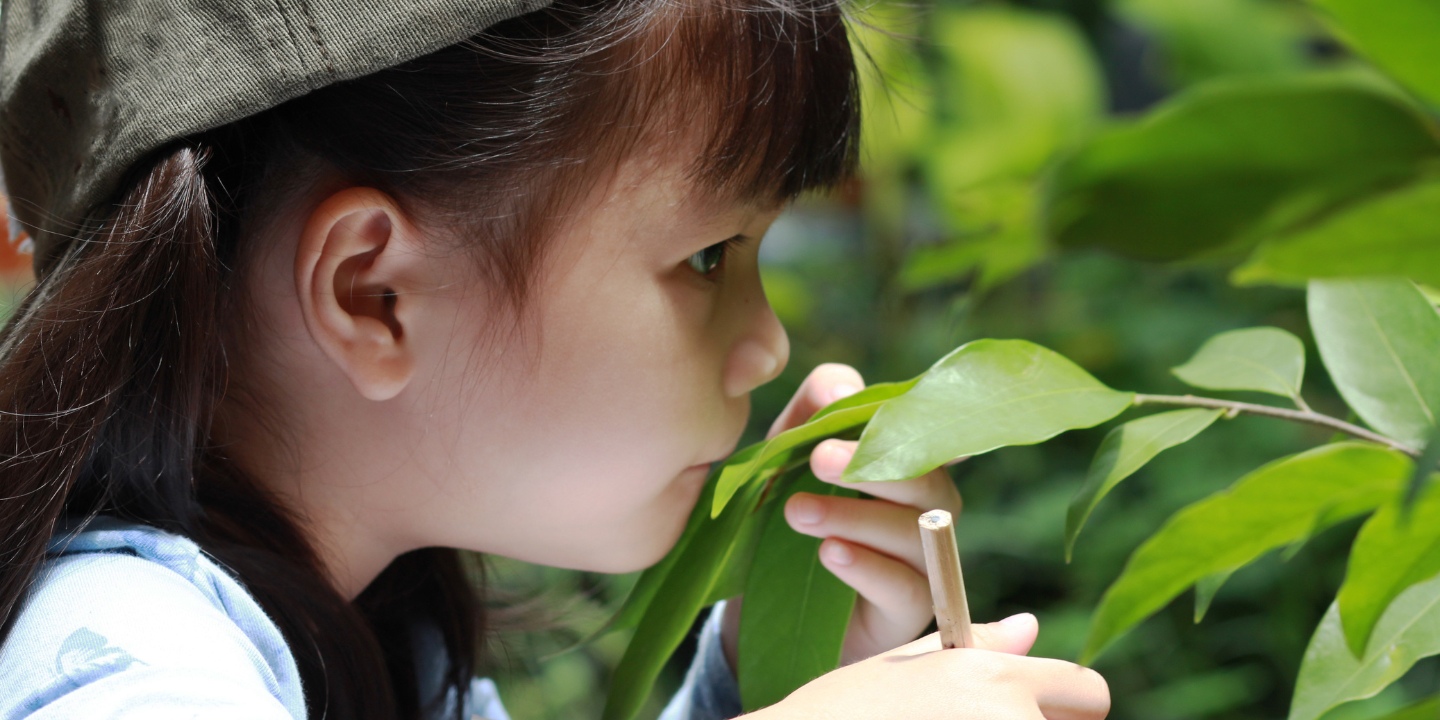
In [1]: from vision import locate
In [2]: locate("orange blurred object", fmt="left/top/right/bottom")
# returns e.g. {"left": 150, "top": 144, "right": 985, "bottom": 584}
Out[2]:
{"left": 0, "top": 192, "right": 35, "bottom": 282}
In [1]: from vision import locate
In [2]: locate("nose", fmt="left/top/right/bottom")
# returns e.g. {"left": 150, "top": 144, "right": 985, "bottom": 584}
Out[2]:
{"left": 723, "top": 300, "right": 790, "bottom": 398}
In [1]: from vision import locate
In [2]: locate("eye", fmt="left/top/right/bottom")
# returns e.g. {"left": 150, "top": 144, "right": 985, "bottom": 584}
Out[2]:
{"left": 686, "top": 235, "right": 743, "bottom": 277}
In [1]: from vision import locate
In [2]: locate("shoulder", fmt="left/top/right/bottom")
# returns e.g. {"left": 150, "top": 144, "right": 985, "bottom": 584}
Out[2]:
{"left": 0, "top": 518, "right": 304, "bottom": 719}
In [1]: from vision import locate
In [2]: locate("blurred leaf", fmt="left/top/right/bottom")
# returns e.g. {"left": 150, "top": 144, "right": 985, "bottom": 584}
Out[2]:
{"left": 1083, "top": 443, "right": 1413, "bottom": 663}
{"left": 926, "top": 6, "right": 1104, "bottom": 192}
{"left": 1337, "top": 480, "right": 1440, "bottom": 657}
{"left": 1369, "top": 695, "right": 1440, "bottom": 720}
{"left": 739, "top": 472, "right": 858, "bottom": 712}
{"left": 1171, "top": 326, "right": 1307, "bottom": 400}
{"left": 1194, "top": 569, "right": 1235, "bottom": 623}
{"left": 852, "top": 4, "right": 933, "bottom": 174}
{"left": 1309, "top": 0, "right": 1440, "bottom": 108}
{"left": 845, "top": 339, "right": 1134, "bottom": 483}
{"left": 1120, "top": 0, "right": 1307, "bottom": 88}
{"left": 1290, "top": 572, "right": 1440, "bottom": 720}
{"left": 901, "top": 181, "right": 1044, "bottom": 293}
{"left": 602, "top": 480, "right": 766, "bottom": 720}
{"left": 713, "top": 380, "right": 916, "bottom": 517}
{"left": 1066, "top": 408, "right": 1224, "bottom": 561}
{"left": 1046, "top": 77, "right": 1440, "bottom": 261}
{"left": 1308, "top": 278, "right": 1440, "bottom": 448}
{"left": 1235, "top": 177, "right": 1440, "bottom": 288}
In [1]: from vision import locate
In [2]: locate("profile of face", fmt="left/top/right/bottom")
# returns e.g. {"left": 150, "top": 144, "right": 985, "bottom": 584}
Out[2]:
{"left": 227, "top": 143, "right": 791, "bottom": 594}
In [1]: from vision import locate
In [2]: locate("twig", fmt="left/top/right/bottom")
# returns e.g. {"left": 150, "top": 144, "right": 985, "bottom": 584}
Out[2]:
{"left": 919, "top": 509, "right": 973, "bottom": 649}
{"left": 1133, "top": 393, "right": 1420, "bottom": 458}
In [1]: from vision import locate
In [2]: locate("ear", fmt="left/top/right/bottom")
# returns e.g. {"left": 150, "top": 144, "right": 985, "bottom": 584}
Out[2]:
{"left": 294, "top": 187, "right": 429, "bottom": 402}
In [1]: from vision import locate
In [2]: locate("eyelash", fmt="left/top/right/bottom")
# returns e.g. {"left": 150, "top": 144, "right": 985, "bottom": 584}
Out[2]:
{"left": 685, "top": 235, "right": 745, "bottom": 279}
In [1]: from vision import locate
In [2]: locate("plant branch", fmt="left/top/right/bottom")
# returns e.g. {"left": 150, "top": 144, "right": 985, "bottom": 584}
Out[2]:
{"left": 1132, "top": 393, "right": 1421, "bottom": 458}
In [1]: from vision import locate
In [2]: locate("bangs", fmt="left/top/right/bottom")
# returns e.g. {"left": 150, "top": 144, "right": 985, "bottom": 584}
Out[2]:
{"left": 483, "top": 0, "right": 862, "bottom": 209}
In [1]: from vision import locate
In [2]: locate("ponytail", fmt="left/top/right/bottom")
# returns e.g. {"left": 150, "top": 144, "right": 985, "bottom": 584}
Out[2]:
{"left": 0, "top": 144, "right": 483, "bottom": 720}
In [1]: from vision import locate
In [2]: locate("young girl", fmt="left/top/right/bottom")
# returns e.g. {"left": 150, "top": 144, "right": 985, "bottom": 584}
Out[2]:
{"left": 0, "top": 1, "right": 1110, "bottom": 718}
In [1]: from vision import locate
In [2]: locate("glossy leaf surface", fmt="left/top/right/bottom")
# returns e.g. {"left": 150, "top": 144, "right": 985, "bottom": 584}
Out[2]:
{"left": 1308, "top": 278, "right": 1440, "bottom": 448}
{"left": 1290, "top": 572, "right": 1440, "bottom": 720}
{"left": 1083, "top": 443, "right": 1412, "bottom": 663}
{"left": 845, "top": 339, "right": 1133, "bottom": 483}
{"left": 1171, "top": 327, "right": 1306, "bottom": 400}
{"left": 739, "top": 472, "right": 858, "bottom": 712}
{"left": 1066, "top": 408, "right": 1223, "bottom": 561}
{"left": 1337, "top": 480, "right": 1440, "bottom": 657}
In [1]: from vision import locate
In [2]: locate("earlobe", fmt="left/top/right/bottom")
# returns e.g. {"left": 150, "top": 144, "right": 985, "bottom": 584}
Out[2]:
{"left": 294, "top": 187, "right": 422, "bottom": 402}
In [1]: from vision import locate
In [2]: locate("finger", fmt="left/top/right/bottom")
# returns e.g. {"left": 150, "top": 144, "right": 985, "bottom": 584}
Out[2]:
{"left": 786, "top": 493, "right": 927, "bottom": 572}
{"left": 811, "top": 440, "right": 963, "bottom": 514}
{"left": 768, "top": 364, "right": 864, "bottom": 438}
{"left": 881, "top": 614, "right": 1039, "bottom": 661}
{"left": 1026, "top": 659, "right": 1111, "bottom": 720}
{"left": 969, "top": 613, "right": 1038, "bottom": 655}
{"left": 817, "top": 538, "right": 932, "bottom": 639}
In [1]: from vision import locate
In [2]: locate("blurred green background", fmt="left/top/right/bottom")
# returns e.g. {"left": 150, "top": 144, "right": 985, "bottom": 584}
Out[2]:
{"left": 475, "top": 1, "right": 1440, "bottom": 719}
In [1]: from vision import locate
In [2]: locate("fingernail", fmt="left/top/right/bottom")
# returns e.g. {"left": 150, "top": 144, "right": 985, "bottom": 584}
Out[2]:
{"left": 830, "top": 384, "right": 859, "bottom": 403}
{"left": 999, "top": 613, "right": 1034, "bottom": 627}
{"left": 788, "top": 495, "right": 824, "bottom": 524}
{"left": 824, "top": 540, "right": 853, "bottom": 566}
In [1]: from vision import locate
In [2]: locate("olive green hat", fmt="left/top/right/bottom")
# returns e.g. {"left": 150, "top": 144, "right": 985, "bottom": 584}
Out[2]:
{"left": 0, "top": 0, "right": 552, "bottom": 270}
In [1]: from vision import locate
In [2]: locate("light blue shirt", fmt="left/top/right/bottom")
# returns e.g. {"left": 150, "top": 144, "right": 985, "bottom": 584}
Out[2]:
{"left": 0, "top": 517, "right": 741, "bottom": 719}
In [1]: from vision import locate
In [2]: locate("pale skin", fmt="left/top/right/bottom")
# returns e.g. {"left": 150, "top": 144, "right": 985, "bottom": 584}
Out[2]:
{"left": 217, "top": 143, "right": 1110, "bottom": 719}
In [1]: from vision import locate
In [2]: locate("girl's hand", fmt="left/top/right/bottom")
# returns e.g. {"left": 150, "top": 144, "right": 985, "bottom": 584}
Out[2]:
{"left": 720, "top": 363, "right": 966, "bottom": 667}
{"left": 750, "top": 615, "right": 1111, "bottom": 720}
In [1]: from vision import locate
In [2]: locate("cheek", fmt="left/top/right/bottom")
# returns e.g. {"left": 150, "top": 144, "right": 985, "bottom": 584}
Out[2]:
{"left": 414, "top": 270, "right": 743, "bottom": 570}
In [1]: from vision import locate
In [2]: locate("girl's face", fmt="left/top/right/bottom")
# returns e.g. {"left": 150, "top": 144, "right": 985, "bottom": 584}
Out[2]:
{"left": 419, "top": 154, "right": 790, "bottom": 573}
{"left": 236, "top": 145, "right": 790, "bottom": 590}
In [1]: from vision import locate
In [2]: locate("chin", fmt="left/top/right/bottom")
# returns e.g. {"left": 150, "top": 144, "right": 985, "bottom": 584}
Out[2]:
{"left": 582, "top": 465, "right": 708, "bottom": 574}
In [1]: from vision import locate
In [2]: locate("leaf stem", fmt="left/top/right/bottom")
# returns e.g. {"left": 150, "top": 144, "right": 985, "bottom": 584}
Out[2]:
{"left": 1132, "top": 393, "right": 1421, "bottom": 457}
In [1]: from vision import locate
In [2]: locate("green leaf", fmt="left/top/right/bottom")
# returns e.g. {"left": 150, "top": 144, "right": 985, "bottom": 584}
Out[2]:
{"left": 1118, "top": 0, "right": 1306, "bottom": 88}
{"left": 1194, "top": 569, "right": 1235, "bottom": 623}
{"left": 1171, "top": 327, "right": 1307, "bottom": 400}
{"left": 1337, "top": 481, "right": 1440, "bottom": 657}
{"left": 1083, "top": 443, "right": 1413, "bottom": 663}
{"left": 1045, "top": 76, "right": 1440, "bottom": 261}
{"left": 1308, "top": 0, "right": 1440, "bottom": 108}
{"left": 1404, "top": 424, "right": 1440, "bottom": 510}
{"left": 1308, "top": 278, "right": 1440, "bottom": 448}
{"left": 739, "top": 472, "right": 859, "bottom": 712}
{"left": 1235, "top": 178, "right": 1440, "bottom": 288}
{"left": 602, "top": 480, "right": 767, "bottom": 720}
{"left": 845, "top": 339, "right": 1134, "bottom": 483}
{"left": 1370, "top": 695, "right": 1440, "bottom": 720}
{"left": 1066, "top": 408, "right": 1224, "bottom": 561}
{"left": 712, "top": 380, "right": 917, "bottom": 517}
{"left": 1289, "top": 572, "right": 1440, "bottom": 720}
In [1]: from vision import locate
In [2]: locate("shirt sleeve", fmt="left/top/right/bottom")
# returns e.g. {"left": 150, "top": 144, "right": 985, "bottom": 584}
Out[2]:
{"left": 657, "top": 600, "right": 742, "bottom": 720}
{"left": 0, "top": 553, "right": 299, "bottom": 719}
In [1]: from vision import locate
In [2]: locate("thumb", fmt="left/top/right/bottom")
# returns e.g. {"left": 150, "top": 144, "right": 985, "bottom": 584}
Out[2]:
{"left": 970, "top": 613, "right": 1038, "bottom": 655}
{"left": 878, "top": 613, "right": 1039, "bottom": 660}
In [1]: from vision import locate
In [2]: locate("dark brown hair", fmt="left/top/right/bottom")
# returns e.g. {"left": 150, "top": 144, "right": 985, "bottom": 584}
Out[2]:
{"left": 0, "top": 1, "right": 859, "bottom": 719}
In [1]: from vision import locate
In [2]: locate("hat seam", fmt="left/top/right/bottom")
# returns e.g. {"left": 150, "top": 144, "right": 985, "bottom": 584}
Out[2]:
{"left": 295, "top": 0, "right": 338, "bottom": 79}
